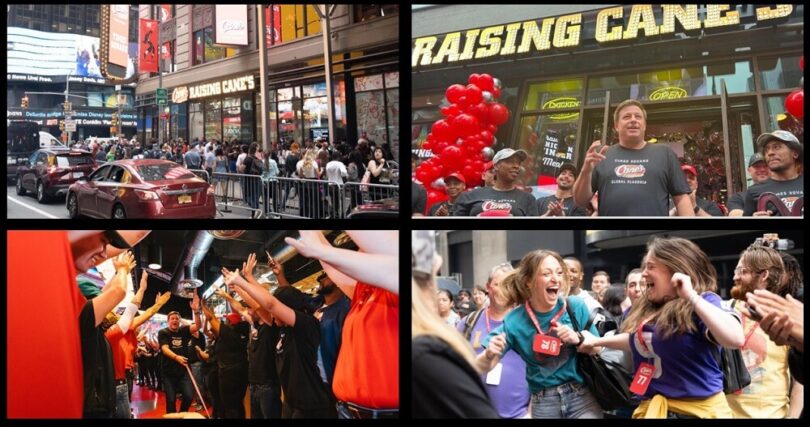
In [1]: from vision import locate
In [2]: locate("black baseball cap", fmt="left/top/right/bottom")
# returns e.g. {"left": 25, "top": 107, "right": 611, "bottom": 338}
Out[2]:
{"left": 104, "top": 230, "right": 132, "bottom": 249}
{"left": 557, "top": 162, "right": 577, "bottom": 177}
{"left": 273, "top": 286, "right": 308, "bottom": 312}
{"left": 748, "top": 153, "right": 766, "bottom": 167}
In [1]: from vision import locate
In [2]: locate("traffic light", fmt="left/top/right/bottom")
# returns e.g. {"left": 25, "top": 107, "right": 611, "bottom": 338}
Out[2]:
{"left": 59, "top": 120, "right": 65, "bottom": 132}
{"left": 111, "top": 112, "right": 119, "bottom": 128}
{"left": 110, "top": 126, "right": 118, "bottom": 135}
{"left": 21, "top": 96, "right": 29, "bottom": 109}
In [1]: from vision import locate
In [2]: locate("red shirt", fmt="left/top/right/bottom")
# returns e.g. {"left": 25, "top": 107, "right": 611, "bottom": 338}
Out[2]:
{"left": 332, "top": 283, "right": 399, "bottom": 409}
{"left": 105, "top": 325, "right": 139, "bottom": 380}
{"left": 8, "top": 231, "right": 85, "bottom": 418}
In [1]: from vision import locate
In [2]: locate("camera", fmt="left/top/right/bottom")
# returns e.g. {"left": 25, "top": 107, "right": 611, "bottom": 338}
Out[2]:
{"left": 754, "top": 233, "right": 794, "bottom": 251}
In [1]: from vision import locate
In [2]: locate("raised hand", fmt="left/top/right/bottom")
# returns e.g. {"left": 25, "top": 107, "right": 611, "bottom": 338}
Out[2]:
{"left": 189, "top": 290, "right": 200, "bottom": 312}
{"left": 265, "top": 251, "right": 284, "bottom": 277}
{"left": 242, "top": 253, "right": 257, "bottom": 279}
{"left": 583, "top": 140, "right": 609, "bottom": 170}
{"left": 284, "top": 230, "right": 333, "bottom": 259}
{"left": 155, "top": 291, "right": 171, "bottom": 306}
{"left": 113, "top": 251, "right": 136, "bottom": 273}
{"left": 221, "top": 267, "right": 244, "bottom": 287}
{"left": 672, "top": 272, "right": 695, "bottom": 300}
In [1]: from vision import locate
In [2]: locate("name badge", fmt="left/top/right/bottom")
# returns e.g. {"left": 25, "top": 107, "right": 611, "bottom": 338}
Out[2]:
{"left": 533, "top": 334, "right": 561, "bottom": 356}
{"left": 629, "top": 362, "right": 655, "bottom": 395}
{"left": 486, "top": 362, "right": 503, "bottom": 386}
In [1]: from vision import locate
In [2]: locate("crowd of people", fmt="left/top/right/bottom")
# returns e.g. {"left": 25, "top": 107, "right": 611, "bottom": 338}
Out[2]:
{"left": 9, "top": 230, "right": 399, "bottom": 419}
{"left": 412, "top": 231, "right": 804, "bottom": 418}
{"left": 68, "top": 135, "right": 397, "bottom": 218}
{"left": 412, "top": 99, "right": 803, "bottom": 217}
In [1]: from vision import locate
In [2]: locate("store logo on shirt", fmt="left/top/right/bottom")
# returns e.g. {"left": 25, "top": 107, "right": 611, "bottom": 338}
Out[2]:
{"left": 782, "top": 196, "right": 798, "bottom": 210}
{"left": 479, "top": 200, "right": 513, "bottom": 216}
{"left": 615, "top": 164, "right": 646, "bottom": 178}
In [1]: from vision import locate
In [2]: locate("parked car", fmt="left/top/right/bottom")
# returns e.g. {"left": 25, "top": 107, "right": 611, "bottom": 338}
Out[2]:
{"left": 15, "top": 147, "right": 96, "bottom": 203}
{"left": 67, "top": 159, "right": 216, "bottom": 219}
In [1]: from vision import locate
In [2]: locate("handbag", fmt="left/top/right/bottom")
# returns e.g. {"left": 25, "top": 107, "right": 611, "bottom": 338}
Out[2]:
{"left": 715, "top": 300, "right": 752, "bottom": 394}
{"left": 565, "top": 300, "right": 634, "bottom": 410}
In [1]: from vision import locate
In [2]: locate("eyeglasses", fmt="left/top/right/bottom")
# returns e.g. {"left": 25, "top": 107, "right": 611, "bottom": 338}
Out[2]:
{"left": 734, "top": 267, "right": 758, "bottom": 275}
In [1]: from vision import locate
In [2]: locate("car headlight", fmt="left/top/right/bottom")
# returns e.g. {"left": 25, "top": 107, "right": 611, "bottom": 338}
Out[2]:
{"left": 134, "top": 189, "right": 160, "bottom": 201}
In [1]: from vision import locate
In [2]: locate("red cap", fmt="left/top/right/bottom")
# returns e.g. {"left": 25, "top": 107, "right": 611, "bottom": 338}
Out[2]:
{"left": 680, "top": 164, "right": 697, "bottom": 176}
{"left": 223, "top": 313, "right": 242, "bottom": 325}
{"left": 444, "top": 173, "right": 466, "bottom": 184}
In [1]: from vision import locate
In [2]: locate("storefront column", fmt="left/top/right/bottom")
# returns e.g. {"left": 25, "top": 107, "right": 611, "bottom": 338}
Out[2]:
{"left": 257, "top": 6, "right": 272, "bottom": 153}
{"left": 316, "top": 4, "right": 337, "bottom": 145}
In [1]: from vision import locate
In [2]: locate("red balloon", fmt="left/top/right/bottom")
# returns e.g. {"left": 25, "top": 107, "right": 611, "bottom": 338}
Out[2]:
{"left": 465, "top": 102, "right": 489, "bottom": 123}
{"left": 488, "top": 103, "right": 510, "bottom": 126}
{"left": 478, "top": 74, "right": 495, "bottom": 92}
{"left": 493, "top": 87, "right": 502, "bottom": 99}
{"left": 488, "top": 124, "right": 499, "bottom": 134}
{"left": 431, "top": 119, "right": 452, "bottom": 141}
{"left": 479, "top": 130, "right": 494, "bottom": 145}
{"left": 465, "top": 84, "right": 483, "bottom": 105}
{"left": 426, "top": 189, "right": 449, "bottom": 213}
{"left": 432, "top": 141, "right": 449, "bottom": 155}
{"left": 468, "top": 73, "right": 481, "bottom": 87}
{"left": 451, "top": 114, "right": 481, "bottom": 138}
{"left": 785, "top": 89, "right": 804, "bottom": 119}
{"left": 441, "top": 145, "right": 464, "bottom": 169}
{"left": 422, "top": 140, "right": 433, "bottom": 151}
{"left": 415, "top": 166, "right": 431, "bottom": 183}
{"left": 445, "top": 84, "right": 466, "bottom": 104}
{"left": 447, "top": 103, "right": 462, "bottom": 117}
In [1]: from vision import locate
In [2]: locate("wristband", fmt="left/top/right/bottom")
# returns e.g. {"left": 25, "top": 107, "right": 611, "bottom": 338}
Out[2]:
{"left": 575, "top": 332, "right": 584, "bottom": 347}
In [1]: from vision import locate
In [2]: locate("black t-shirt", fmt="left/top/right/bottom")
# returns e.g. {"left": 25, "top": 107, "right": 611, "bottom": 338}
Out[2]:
{"left": 412, "top": 181, "right": 427, "bottom": 215}
{"left": 275, "top": 311, "right": 332, "bottom": 411}
{"left": 742, "top": 177, "right": 804, "bottom": 215}
{"left": 591, "top": 143, "right": 690, "bottom": 216}
{"left": 80, "top": 300, "right": 115, "bottom": 416}
{"left": 428, "top": 200, "right": 455, "bottom": 216}
{"left": 452, "top": 186, "right": 539, "bottom": 216}
{"left": 216, "top": 322, "right": 249, "bottom": 367}
{"left": 727, "top": 191, "right": 745, "bottom": 213}
{"left": 536, "top": 194, "right": 588, "bottom": 216}
{"left": 186, "top": 331, "right": 206, "bottom": 364}
{"left": 158, "top": 325, "right": 192, "bottom": 377}
{"left": 286, "top": 153, "right": 301, "bottom": 176}
{"left": 202, "top": 339, "right": 218, "bottom": 376}
{"left": 412, "top": 335, "right": 499, "bottom": 418}
{"left": 697, "top": 197, "right": 724, "bottom": 216}
{"left": 248, "top": 323, "right": 280, "bottom": 385}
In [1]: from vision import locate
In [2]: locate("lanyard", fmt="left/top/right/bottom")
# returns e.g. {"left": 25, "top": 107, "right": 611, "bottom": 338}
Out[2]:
{"left": 635, "top": 315, "right": 656, "bottom": 354}
{"left": 524, "top": 298, "right": 566, "bottom": 335}
{"left": 484, "top": 308, "right": 492, "bottom": 333}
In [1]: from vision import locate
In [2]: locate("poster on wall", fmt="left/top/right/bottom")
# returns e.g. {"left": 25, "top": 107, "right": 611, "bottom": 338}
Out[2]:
{"left": 139, "top": 19, "right": 158, "bottom": 73}
{"left": 108, "top": 5, "right": 130, "bottom": 69}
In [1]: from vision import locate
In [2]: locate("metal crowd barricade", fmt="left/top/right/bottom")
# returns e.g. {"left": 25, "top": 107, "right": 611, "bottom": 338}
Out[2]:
{"left": 209, "top": 171, "right": 265, "bottom": 218}
{"left": 261, "top": 176, "right": 341, "bottom": 219}
{"left": 188, "top": 169, "right": 210, "bottom": 183}
{"left": 341, "top": 181, "right": 399, "bottom": 215}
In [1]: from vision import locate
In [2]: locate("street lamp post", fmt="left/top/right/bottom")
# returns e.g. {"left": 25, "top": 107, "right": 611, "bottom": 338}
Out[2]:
{"left": 65, "top": 70, "right": 73, "bottom": 143}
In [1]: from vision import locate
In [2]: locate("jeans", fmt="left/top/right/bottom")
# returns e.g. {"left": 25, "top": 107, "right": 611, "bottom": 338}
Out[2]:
{"left": 190, "top": 362, "right": 206, "bottom": 402}
{"left": 249, "top": 383, "right": 281, "bottom": 419}
{"left": 113, "top": 382, "right": 130, "bottom": 419}
{"left": 163, "top": 373, "right": 193, "bottom": 413}
{"left": 336, "top": 401, "right": 398, "bottom": 419}
{"left": 530, "top": 381, "right": 604, "bottom": 419}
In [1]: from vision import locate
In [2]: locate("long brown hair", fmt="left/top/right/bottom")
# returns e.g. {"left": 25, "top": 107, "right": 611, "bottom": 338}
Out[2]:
{"left": 499, "top": 250, "right": 569, "bottom": 307}
{"left": 621, "top": 237, "right": 718, "bottom": 339}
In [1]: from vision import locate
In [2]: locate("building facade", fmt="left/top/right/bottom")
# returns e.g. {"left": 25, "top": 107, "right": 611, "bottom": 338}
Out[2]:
{"left": 135, "top": 4, "right": 400, "bottom": 159}
{"left": 413, "top": 5, "right": 804, "bottom": 203}
{"left": 7, "top": 5, "right": 140, "bottom": 141}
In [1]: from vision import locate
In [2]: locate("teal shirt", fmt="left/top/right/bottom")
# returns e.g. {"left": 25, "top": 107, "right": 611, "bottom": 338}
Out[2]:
{"left": 482, "top": 296, "right": 598, "bottom": 393}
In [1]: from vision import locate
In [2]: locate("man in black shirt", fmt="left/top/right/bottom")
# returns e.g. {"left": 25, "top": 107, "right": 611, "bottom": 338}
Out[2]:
{"left": 742, "top": 130, "right": 803, "bottom": 216}
{"left": 674, "top": 164, "right": 724, "bottom": 216}
{"left": 728, "top": 153, "right": 770, "bottom": 216}
{"left": 537, "top": 162, "right": 587, "bottom": 216}
{"left": 429, "top": 173, "right": 466, "bottom": 216}
{"left": 200, "top": 298, "right": 249, "bottom": 419}
{"left": 452, "top": 148, "right": 539, "bottom": 216}
{"left": 187, "top": 322, "right": 207, "bottom": 411}
{"left": 573, "top": 99, "right": 693, "bottom": 216}
{"left": 158, "top": 302, "right": 201, "bottom": 414}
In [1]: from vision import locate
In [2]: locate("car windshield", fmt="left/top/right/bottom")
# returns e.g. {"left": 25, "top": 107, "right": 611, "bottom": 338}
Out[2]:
{"left": 136, "top": 163, "right": 196, "bottom": 182}
{"left": 55, "top": 154, "right": 94, "bottom": 167}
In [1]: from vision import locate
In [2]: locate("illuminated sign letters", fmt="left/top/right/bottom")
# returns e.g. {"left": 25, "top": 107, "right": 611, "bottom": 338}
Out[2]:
{"left": 413, "top": 4, "right": 795, "bottom": 68}
{"left": 186, "top": 75, "right": 255, "bottom": 100}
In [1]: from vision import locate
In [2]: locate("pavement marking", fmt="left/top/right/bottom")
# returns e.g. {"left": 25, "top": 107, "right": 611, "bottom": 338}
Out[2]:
{"left": 7, "top": 196, "right": 61, "bottom": 219}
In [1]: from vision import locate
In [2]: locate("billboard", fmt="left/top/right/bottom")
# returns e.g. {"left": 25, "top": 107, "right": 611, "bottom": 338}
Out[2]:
{"left": 215, "top": 5, "right": 249, "bottom": 46}
{"left": 7, "top": 27, "right": 135, "bottom": 83}
{"left": 108, "top": 5, "right": 130, "bottom": 69}
{"left": 139, "top": 18, "right": 158, "bottom": 73}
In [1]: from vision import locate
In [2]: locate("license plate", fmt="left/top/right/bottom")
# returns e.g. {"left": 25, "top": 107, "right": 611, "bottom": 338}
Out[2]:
{"left": 178, "top": 194, "right": 192, "bottom": 204}
{"left": 72, "top": 171, "right": 84, "bottom": 178}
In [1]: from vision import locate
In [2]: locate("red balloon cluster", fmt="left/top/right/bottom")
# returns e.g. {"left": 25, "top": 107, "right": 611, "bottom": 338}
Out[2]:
{"left": 784, "top": 56, "right": 804, "bottom": 120}
{"left": 415, "top": 73, "right": 510, "bottom": 213}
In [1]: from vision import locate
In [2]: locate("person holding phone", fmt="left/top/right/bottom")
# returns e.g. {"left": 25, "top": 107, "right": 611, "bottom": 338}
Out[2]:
{"left": 725, "top": 243, "right": 803, "bottom": 418}
{"left": 577, "top": 237, "right": 744, "bottom": 418}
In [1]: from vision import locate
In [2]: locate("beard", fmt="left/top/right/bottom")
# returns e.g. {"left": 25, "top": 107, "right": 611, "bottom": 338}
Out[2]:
{"left": 317, "top": 283, "right": 336, "bottom": 296}
{"left": 730, "top": 279, "right": 757, "bottom": 301}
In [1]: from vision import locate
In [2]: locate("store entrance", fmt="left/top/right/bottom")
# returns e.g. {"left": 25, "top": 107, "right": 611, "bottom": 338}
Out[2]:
{"left": 582, "top": 98, "right": 759, "bottom": 206}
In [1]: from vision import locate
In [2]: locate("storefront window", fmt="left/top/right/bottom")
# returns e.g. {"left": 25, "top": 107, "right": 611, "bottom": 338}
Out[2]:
{"left": 204, "top": 27, "right": 225, "bottom": 62}
{"left": 355, "top": 72, "right": 398, "bottom": 158}
{"left": 587, "top": 61, "right": 753, "bottom": 104}
{"left": 758, "top": 55, "right": 803, "bottom": 91}
{"left": 763, "top": 95, "right": 791, "bottom": 136}
{"left": 240, "top": 95, "right": 255, "bottom": 144}
{"left": 266, "top": 89, "right": 278, "bottom": 143}
{"left": 161, "top": 40, "right": 175, "bottom": 73}
{"left": 277, "top": 4, "right": 321, "bottom": 43}
{"left": 515, "top": 115, "right": 579, "bottom": 192}
{"left": 278, "top": 87, "right": 302, "bottom": 145}
{"left": 303, "top": 83, "right": 329, "bottom": 142}
{"left": 189, "top": 102, "right": 204, "bottom": 142}
{"left": 523, "top": 79, "right": 583, "bottom": 112}
{"left": 205, "top": 100, "right": 222, "bottom": 142}
{"left": 193, "top": 30, "right": 204, "bottom": 65}
{"left": 222, "top": 97, "right": 241, "bottom": 142}
{"left": 354, "top": 4, "right": 399, "bottom": 22}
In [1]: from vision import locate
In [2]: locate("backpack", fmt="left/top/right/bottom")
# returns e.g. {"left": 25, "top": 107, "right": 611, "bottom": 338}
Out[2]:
{"left": 586, "top": 306, "right": 620, "bottom": 337}
{"left": 461, "top": 308, "right": 486, "bottom": 341}
{"left": 249, "top": 156, "right": 265, "bottom": 176}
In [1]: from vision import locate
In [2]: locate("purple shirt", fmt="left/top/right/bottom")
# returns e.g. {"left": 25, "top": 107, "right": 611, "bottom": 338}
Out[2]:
{"left": 629, "top": 292, "right": 732, "bottom": 399}
{"left": 458, "top": 309, "right": 530, "bottom": 418}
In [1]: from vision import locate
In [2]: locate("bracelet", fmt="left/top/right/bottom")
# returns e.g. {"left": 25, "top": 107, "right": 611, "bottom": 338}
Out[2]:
{"left": 688, "top": 292, "right": 701, "bottom": 305}
{"left": 575, "top": 332, "right": 584, "bottom": 347}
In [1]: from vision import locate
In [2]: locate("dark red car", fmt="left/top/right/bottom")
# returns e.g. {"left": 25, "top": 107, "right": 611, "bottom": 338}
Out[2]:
{"left": 15, "top": 148, "right": 96, "bottom": 203}
{"left": 67, "top": 159, "right": 216, "bottom": 219}
{"left": 348, "top": 197, "right": 399, "bottom": 218}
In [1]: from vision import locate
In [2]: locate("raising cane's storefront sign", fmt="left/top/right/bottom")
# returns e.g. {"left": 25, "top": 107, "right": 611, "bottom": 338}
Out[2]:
{"left": 171, "top": 74, "right": 256, "bottom": 103}
{"left": 412, "top": 4, "right": 796, "bottom": 68}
